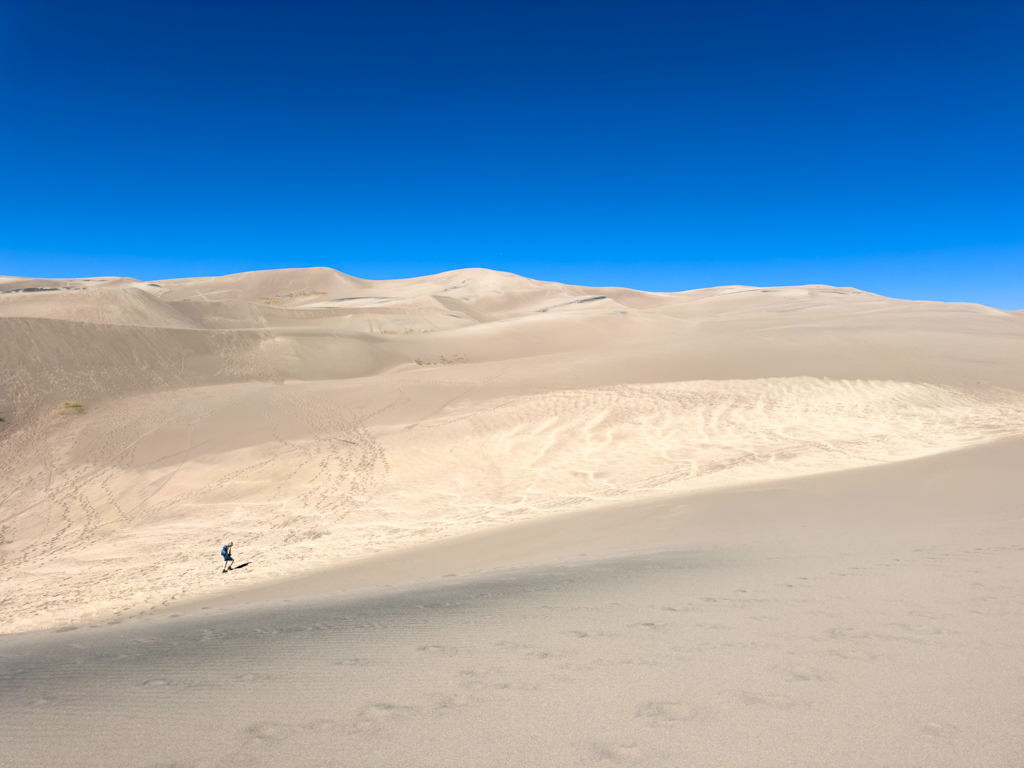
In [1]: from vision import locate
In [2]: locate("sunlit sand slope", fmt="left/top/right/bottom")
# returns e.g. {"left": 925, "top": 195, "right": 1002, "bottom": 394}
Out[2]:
{"left": 1, "top": 268, "right": 1023, "bottom": 633}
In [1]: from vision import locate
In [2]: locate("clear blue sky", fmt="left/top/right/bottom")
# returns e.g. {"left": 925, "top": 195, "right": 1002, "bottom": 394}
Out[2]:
{"left": 2, "top": 1, "right": 1022, "bottom": 307}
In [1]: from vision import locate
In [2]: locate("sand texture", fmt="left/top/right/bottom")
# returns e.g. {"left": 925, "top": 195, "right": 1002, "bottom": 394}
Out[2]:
{"left": 1, "top": 268, "right": 1023, "bottom": 765}
{"left": 2, "top": 438, "right": 1024, "bottom": 766}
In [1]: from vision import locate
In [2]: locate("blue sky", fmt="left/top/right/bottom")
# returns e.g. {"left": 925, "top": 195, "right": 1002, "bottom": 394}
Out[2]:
{"left": 1, "top": 1, "right": 1022, "bottom": 307}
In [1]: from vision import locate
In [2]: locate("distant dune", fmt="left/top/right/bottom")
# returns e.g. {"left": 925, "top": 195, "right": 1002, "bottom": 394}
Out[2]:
{"left": 2, "top": 267, "right": 1024, "bottom": 634}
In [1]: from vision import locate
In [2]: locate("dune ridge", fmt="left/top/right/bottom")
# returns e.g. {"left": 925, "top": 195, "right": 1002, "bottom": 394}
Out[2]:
{"left": 2, "top": 267, "right": 1024, "bottom": 634}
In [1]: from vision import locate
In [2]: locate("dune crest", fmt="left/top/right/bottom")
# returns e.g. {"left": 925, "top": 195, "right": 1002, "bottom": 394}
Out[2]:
{"left": 2, "top": 267, "right": 1023, "bottom": 633}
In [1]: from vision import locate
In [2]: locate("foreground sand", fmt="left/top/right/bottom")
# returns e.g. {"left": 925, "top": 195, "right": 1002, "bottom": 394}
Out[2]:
{"left": 2, "top": 436, "right": 1022, "bottom": 766}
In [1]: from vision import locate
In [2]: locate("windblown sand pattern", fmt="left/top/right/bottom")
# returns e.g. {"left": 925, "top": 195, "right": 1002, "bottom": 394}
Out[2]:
{"left": 2, "top": 269, "right": 1023, "bottom": 634}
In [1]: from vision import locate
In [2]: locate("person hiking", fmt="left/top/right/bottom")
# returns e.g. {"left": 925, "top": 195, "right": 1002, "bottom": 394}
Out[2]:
{"left": 221, "top": 542, "right": 234, "bottom": 572}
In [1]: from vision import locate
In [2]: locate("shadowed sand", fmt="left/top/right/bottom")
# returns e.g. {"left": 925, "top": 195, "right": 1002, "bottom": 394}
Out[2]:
{"left": 2, "top": 436, "right": 1022, "bottom": 766}
{"left": 1, "top": 268, "right": 1023, "bottom": 765}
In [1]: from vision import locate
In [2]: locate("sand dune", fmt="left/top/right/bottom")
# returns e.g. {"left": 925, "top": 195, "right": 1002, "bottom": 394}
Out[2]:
{"left": 3, "top": 267, "right": 1024, "bottom": 766}
{"left": 3, "top": 437, "right": 1024, "bottom": 767}
{"left": 2, "top": 268, "right": 1024, "bottom": 636}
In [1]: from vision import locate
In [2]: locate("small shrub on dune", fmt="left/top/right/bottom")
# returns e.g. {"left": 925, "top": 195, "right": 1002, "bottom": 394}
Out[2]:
{"left": 372, "top": 327, "right": 436, "bottom": 334}
{"left": 60, "top": 401, "right": 85, "bottom": 414}
{"left": 414, "top": 355, "right": 466, "bottom": 366}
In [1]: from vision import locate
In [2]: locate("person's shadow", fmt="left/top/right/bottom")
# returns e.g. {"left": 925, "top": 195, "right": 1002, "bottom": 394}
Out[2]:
{"left": 233, "top": 562, "right": 251, "bottom": 569}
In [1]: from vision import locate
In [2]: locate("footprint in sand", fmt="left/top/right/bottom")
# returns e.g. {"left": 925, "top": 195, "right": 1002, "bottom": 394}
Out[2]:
{"left": 348, "top": 703, "right": 420, "bottom": 734}
{"left": 592, "top": 740, "right": 641, "bottom": 764}
{"left": 525, "top": 650, "right": 560, "bottom": 660}
{"left": 636, "top": 701, "right": 701, "bottom": 724}
{"left": 237, "top": 672, "right": 272, "bottom": 682}
{"left": 244, "top": 721, "right": 294, "bottom": 742}
{"left": 827, "top": 648, "right": 878, "bottom": 661}
{"left": 788, "top": 665, "right": 824, "bottom": 682}
{"left": 921, "top": 722, "right": 960, "bottom": 740}
{"left": 630, "top": 621, "right": 665, "bottom": 631}
{"left": 741, "top": 692, "right": 799, "bottom": 710}
{"left": 417, "top": 644, "right": 457, "bottom": 656}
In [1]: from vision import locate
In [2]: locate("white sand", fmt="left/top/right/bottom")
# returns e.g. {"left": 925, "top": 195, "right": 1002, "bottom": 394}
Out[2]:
{"left": 1, "top": 268, "right": 1023, "bottom": 633}
{"left": 1, "top": 268, "right": 1023, "bottom": 765}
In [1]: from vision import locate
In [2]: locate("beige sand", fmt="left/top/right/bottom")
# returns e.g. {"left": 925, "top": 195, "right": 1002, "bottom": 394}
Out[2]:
{"left": 2, "top": 437, "right": 1023, "bottom": 766}
{"left": 1, "top": 268, "right": 1023, "bottom": 764}
{"left": 2, "top": 268, "right": 1023, "bottom": 634}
